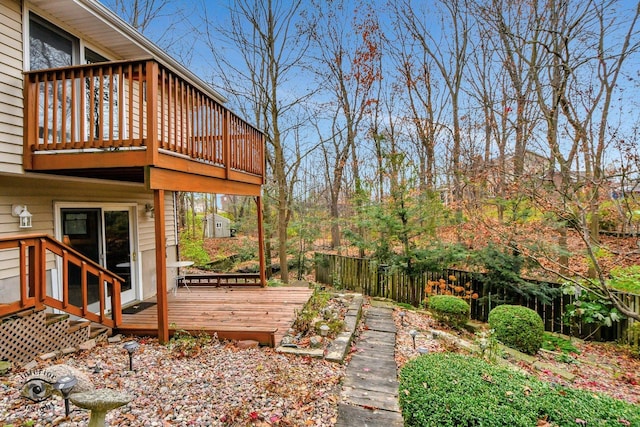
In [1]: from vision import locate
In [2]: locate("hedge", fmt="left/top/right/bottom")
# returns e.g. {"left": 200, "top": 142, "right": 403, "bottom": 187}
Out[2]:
{"left": 399, "top": 353, "right": 640, "bottom": 426}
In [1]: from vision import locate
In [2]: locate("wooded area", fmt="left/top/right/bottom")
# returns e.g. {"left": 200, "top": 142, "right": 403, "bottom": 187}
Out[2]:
{"left": 104, "top": 0, "right": 640, "bottom": 328}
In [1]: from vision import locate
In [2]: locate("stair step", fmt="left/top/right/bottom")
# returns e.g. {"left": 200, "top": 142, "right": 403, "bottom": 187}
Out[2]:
{"left": 45, "top": 313, "right": 69, "bottom": 325}
{"left": 89, "top": 324, "right": 111, "bottom": 340}
{"left": 68, "top": 320, "right": 90, "bottom": 334}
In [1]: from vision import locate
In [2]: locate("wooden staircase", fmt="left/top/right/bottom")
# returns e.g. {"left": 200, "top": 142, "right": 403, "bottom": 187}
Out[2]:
{"left": 0, "top": 308, "right": 110, "bottom": 367}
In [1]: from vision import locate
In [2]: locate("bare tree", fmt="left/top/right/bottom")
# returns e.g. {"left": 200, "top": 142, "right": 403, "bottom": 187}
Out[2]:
{"left": 200, "top": 0, "right": 311, "bottom": 283}
{"left": 393, "top": 0, "right": 470, "bottom": 229}
{"left": 303, "top": 0, "right": 383, "bottom": 251}
{"left": 103, "top": 0, "right": 195, "bottom": 64}
{"left": 489, "top": 0, "right": 640, "bottom": 321}
{"left": 388, "top": 17, "right": 447, "bottom": 192}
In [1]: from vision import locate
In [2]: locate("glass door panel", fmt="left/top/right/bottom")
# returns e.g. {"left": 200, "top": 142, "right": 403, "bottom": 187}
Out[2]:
{"left": 61, "top": 208, "right": 101, "bottom": 307}
{"left": 104, "top": 210, "right": 134, "bottom": 302}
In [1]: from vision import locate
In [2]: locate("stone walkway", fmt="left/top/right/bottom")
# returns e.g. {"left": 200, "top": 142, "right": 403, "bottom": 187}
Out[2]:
{"left": 335, "top": 303, "right": 403, "bottom": 427}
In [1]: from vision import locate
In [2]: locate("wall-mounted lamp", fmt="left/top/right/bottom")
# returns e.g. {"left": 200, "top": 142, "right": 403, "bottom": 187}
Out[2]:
{"left": 12, "top": 205, "right": 33, "bottom": 228}
{"left": 144, "top": 204, "right": 154, "bottom": 219}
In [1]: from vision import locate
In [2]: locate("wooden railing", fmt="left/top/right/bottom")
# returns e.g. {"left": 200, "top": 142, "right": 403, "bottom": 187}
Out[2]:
{"left": 180, "top": 273, "right": 262, "bottom": 288}
{"left": 314, "top": 253, "right": 640, "bottom": 342}
{"left": 0, "top": 235, "right": 123, "bottom": 328}
{"left": 23, "top": 59, "right": 264, "bottom": 177}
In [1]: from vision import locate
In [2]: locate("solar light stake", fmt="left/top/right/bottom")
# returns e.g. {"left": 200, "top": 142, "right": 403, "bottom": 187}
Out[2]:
{"left": 319, "top": 324, "right": 330, "bottom": 338}
{"left": 409, "top": 329, "right": 418, "bottom": 349}
{"left": 399, "top": 311, "right": 406, "bottom": 326}
{"left": 53, "top": 375, "right": 77, "bottom": 417}
{"left": 123, "top": 341, "right": 140, "bottom": 371}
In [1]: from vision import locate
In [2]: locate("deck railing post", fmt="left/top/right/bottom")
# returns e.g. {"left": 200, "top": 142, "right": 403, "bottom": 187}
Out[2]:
{"left": 154, "top": 189, "right": 170, "bottom": 343}
{"left": 112, "top": 280, "right": 122, "bottom": 327}
{"left": 23, "top": 75, "right": 36, "bottom": 169}
{"left": 224, "top": 110, "right": 230, "bottom": 179}
{"left": 145, "top": 61, "right": 159, "bottom": 165}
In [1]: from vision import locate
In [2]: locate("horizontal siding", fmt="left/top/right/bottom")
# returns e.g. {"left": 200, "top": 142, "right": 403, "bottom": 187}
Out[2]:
{"left": 0, "top": 0, "right": 24, "bottom": 173}
{"left": 0, "top": 176, "right": 179, "bottom": 290}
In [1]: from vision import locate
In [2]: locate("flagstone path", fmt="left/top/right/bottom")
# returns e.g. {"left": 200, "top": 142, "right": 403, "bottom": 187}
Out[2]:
{"left": 335, "top": 303, "right": 403, "bottom": 426}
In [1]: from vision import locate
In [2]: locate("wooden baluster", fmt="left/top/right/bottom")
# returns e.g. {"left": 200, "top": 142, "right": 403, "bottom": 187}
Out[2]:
{"left": 80, "top": 68, "right": 86, "bottom": 144}
{"left": 98, "top": 67, "right": 105, "bottom": 146}
{"left": 88, "top": 67, "right": 96, "bottom": 144}
{"left": 126, "top": 63, "right": 133, "bottom": 146}
{"left": 98, "top": 271, "right": 105, "bottom": 323}
{"left": 62, "top": 250, "right": 70, "bottom": 309}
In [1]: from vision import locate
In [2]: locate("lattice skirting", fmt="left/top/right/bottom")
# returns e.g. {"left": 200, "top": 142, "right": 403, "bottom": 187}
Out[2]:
{"left": 0, "top": 310, "right": 89, "bottom": 367}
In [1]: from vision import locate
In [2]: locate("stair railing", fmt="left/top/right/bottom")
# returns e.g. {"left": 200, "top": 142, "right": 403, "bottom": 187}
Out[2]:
{"left": 0, "top": 234, "right": 123, "bottom": 328}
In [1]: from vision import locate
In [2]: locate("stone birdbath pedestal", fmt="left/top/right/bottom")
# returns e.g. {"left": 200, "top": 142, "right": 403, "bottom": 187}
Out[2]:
{"left": 70, "top": 389, "right": 132, "bottom": 427}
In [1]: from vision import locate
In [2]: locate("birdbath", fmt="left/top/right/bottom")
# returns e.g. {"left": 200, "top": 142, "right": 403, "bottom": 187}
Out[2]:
{"left": 70, "top": 389, "right": 132, "bottom": 427}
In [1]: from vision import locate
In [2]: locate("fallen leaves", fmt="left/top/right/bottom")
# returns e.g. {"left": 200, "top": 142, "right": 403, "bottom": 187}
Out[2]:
{"left": 2, "top": 341, "right": 345, "bottom": 426}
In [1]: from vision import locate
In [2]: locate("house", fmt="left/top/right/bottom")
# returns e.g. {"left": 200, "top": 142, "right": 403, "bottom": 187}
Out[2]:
{"left": 204, "top": 213, "right": 232, "bottom": 238}
{"left": 0, "top": 0, "right": 266, "bottom": 358}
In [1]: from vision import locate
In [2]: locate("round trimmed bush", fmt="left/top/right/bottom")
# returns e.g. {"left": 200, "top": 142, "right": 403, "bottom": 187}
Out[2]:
{"left": 427, "top": 295, "right": 470, "bottom": 329}
{"left": 488, "top": 305, "right": 544, "bottom": 355}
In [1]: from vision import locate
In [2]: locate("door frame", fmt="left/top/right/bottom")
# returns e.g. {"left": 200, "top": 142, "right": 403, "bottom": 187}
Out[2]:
{"left": 53, "top": 201, "right": 141, "bottom": 311}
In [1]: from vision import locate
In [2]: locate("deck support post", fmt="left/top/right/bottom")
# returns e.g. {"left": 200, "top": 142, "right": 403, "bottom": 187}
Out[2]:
{"left": 154, "top": 189, "right": 169, "bottom": 343}
{"left": 256, "top": 195, "right": 267, "bottom": 287}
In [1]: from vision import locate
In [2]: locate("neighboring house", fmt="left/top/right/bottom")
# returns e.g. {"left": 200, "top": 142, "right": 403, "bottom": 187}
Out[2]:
{"left": 204, "top": 213, "right": 232, "bottom": 238}
{"left": 0, "top": 0, "right": 265, "bottom": 347}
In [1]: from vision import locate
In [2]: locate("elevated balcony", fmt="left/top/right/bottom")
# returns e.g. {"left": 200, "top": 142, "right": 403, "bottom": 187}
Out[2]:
{"left": 23, "top": 59, "right": 264, "bottom": 191}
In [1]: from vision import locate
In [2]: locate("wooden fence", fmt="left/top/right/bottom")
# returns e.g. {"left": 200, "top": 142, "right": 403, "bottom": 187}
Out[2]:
{"left": 314, "top": 253, "right": 640, "bottom": 342}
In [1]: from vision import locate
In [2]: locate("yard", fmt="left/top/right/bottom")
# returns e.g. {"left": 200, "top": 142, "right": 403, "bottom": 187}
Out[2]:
{"left": 1, "top": 294, "right": 639, "bottom": 426}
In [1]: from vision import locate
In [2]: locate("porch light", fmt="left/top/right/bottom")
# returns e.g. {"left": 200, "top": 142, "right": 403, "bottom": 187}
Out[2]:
{"left": 12, "top": 205, "right": 32, "bottom": 228}
{"left": 53, "top": 375, "right": 77, "bottom": 417}
{"left": 409, "top": 329, "right": 418, "bottom": 349}
{"left": 144, "top": 204, "right": 154, "bottom": 219}
{"left": 123, "top": 341, "right": 140, "bottom": 371}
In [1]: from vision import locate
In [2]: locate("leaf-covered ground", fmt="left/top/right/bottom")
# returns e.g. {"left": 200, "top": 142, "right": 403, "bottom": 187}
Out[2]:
{"left": 394, "top": 307, "right": 640, "bottom": 405}
{"left": 0, "top": 339, "right": 345, "bottom": 426}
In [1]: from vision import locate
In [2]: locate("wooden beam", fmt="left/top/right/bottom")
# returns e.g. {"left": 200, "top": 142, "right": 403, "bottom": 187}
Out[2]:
{"left": 154, "top": 189, "right": 169, "bottom": 343}
{"left": 256, "top": 196, "right": 267, "bottom": 287}
{"left": 31, "top": 151, "right": 147, "bottom": 170}
{"left": 148, "top": 167, "right": 261, "bottom": 195}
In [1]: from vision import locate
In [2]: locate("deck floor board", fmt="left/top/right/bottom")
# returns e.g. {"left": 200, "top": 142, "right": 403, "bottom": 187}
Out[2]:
{"left": 118, "top": 286, "right": 312, "bottom": 346}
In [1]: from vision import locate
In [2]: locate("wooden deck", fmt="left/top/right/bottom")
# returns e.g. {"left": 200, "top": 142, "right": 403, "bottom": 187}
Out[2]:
{"left": 115, "top": 286, "right": 313, "bottom": 346}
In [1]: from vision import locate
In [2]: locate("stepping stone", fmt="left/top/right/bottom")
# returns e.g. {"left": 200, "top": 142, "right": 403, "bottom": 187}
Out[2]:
{"left": 341, "top": 386, "right": 400, "bottom": 412}
{"left": 335, "top": 403, "right": 403, "bottom": 427}
{"left": 366, "top": 319, "right": 397, "bottom": 333}
{"left": 336, "top": 304, "right": 403, "bottom": 426}
{"left": 343, "top": 374, "right": 398, "bottom": 394}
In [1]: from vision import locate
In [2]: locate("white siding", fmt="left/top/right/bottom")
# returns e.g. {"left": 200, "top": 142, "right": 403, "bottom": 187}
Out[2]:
{"left": 0, "top": 0, "right": 24, "bottom": 174}
{"left": 0, "top": 175, "right": 179, "bottom": 302}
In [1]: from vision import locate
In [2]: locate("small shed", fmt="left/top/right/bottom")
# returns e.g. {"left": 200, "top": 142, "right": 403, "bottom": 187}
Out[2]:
{"left": 204, "top": 213, "right": 232, "bottom": 238}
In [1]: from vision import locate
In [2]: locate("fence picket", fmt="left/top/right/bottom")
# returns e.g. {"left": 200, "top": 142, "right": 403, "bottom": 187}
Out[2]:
{"left": 315, "top": 252, "right": 637, "bottom": 341}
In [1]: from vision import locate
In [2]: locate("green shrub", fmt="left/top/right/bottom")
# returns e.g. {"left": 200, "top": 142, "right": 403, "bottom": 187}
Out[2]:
{"left": 541, "top": 332, "right": 579, "bottom": 354}
{"left": 428, "top": 295, "right": 470, "bottom": 329}
{"left": 489, "top": 305, "right": 544, "bottom": 355}
{"left": 399, "top": 353, "right": 640, "bottom": 427}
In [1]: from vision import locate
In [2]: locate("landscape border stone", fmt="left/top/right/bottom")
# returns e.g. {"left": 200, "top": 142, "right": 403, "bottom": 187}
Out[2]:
{"left": 276, "top": 293, "right": 363, "bottom": 363}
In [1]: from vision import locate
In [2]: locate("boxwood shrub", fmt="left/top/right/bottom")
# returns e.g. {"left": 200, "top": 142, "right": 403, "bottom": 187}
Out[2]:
{"left": 489, "top": 304, "right": 544, "bottom": 355}
{"left": 399, "top": 353, "right": 640, "bottom": 427}
{"left": 427, "top": 295, "right": 470, "bottom": 329}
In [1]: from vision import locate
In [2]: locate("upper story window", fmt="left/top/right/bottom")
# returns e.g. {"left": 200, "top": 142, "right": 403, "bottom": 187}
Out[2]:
{"left": 29, "top": 13, "right": 78, "bottom": 71}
